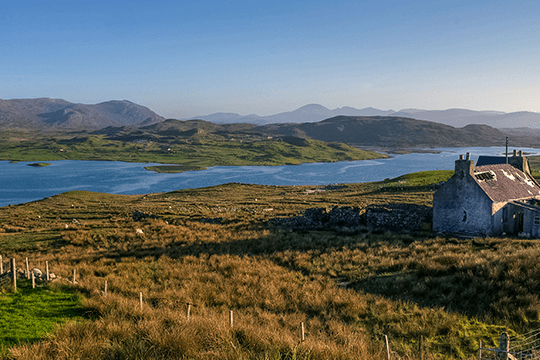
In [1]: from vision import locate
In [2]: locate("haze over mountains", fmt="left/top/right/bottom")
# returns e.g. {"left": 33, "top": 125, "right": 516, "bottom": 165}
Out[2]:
{"left": 1, "top": 98, "right": 540, "bottom": 137}
{"left": 2, "top": 98, "right": 539, "bottom": 148}
{"left": 192, "top": 104, "right": 540, "bottom": 128}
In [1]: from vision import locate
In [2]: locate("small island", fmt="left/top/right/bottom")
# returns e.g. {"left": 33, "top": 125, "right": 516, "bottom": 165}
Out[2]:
{"left": 27, "top": 162, "right": 51, "bottom": 167}
{"left": 145, "top": 165, "right": 207, "bottom": 173}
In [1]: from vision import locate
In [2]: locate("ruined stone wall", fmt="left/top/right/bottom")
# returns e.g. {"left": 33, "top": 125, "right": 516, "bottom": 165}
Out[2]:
{"left": 271, "top": 204, "right": 432, "bottom": 233}
{"left": 365, "top": 204, "right": 432, "bottom": 231}
{"left": 270, "top": 206, "right": 365, "bottom": 231}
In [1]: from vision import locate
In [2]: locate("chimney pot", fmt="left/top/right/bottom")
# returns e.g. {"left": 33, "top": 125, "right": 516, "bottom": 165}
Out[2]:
{"left": 459, "top": 154, "right": 463, "bottom": 160}
{"left": 513, "top": 149, "right": 517, "bottom": 156}
{"left": 466, "top": 153, "right": 470, "bottom": 160}
{"left": 519, "top": 150, "right": 523, "bottom": 156}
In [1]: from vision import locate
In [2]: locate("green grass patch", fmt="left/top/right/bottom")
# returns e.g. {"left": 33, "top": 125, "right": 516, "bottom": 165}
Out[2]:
{"left": 363, "top": 170, "right": 454, "bottom": 194}
{"left": 387, "top": 170, "right": 454, "bottom": 186}
{"left": 0, "top": 232, "right": 61, "bottom": 253}
{"left": 0, "top": 281, "right": 85, "bottom": 352}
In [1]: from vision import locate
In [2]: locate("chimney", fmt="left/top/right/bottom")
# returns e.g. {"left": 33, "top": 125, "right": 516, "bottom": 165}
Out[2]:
{"left": 509, "top": 149, "right": 531, "bottom": 175}
{"left": 455, "top": 154, "right": 474, "bottom": 178}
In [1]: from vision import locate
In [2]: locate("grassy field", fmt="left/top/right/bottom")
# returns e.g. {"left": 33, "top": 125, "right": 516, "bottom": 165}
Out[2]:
{"left": 2, "top": 169, "right": 540, "bottom": 359}
{"left": 0, "top": 130, "right": 385, "bottom": 172}
{"left": 0, "top": 281, "right": 84, "bottom": 353}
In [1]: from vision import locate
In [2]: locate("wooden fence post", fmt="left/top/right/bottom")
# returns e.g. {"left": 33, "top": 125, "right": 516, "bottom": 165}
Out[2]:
{"left": 478, "top": 340, "right": 482, "bottom": 360}
{"left": 384, "top": 334, "right": 391, "bottom": 360}
{"left": 73, "top": 269, "right": 77, "bottom": 283}
{"left": 104, "top": 280, "right": 108, "bottom": 295}
{"left": 46, "top": 261, "right": 49, "bottom": 281}
{"left": 31, "top": 271, "right": 35, "bottom": 289}
{"left": 229, "top": 310, "right": 234, "bottom": 328}
{"left": 0, "top": 255, "right": 3, "bottom": 274}
{"left": 139, "top": 292, "right": 143, "bottom": 310}
{"left": 25, "top": 257, "right": 30, "bottom": 279}
{"left": 187, "top": 303, "right": 191, "bottom": 321}
{"left": 11, "top": 258, "right": 16, "bottom": 292}
{"left": 301, "top": 322, "right": 305, "bottom": 342}
{"left": 420, "top": 335, "right": 424, "bottom": 360}
{"left": 499, "top": 333, "right": 509, "bottom": 360}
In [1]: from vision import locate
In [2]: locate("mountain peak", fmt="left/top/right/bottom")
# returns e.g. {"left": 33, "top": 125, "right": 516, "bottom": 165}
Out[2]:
{"left": 0, "top": 98, "right": 165, "bottom": 130}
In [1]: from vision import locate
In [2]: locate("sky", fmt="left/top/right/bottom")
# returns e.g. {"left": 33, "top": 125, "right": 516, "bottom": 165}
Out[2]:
{"left": 1, "top": 0, "right": 539, "bottom": 118}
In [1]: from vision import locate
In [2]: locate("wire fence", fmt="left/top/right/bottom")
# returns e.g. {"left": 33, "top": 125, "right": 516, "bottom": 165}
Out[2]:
{"left": 479, "top": 331, "right": 540, "bottom": 359}
{"left": 4, "top": 255, "right": 540, "bottom": 360}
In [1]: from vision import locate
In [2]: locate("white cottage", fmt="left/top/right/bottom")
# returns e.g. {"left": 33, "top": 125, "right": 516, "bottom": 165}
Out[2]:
{"left": 433, "top": 151, "right": 540, "bottom": 237}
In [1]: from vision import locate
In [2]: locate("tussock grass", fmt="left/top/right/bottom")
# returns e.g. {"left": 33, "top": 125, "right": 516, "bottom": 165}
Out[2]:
{"left": 0, "top": 173, "right": 536, "bottom": 359}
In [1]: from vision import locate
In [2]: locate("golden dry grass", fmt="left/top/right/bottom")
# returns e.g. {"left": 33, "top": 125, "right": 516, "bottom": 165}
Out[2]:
{"left": 0, "top": 179, "right": 533, "bottom": 359}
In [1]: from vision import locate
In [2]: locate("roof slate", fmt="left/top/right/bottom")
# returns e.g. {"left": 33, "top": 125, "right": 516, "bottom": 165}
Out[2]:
{"left": 476, "top": 156, "right": 506, "bottom": 166}
{"left": 473, "top": 164, "right": 540, "bottom": 202}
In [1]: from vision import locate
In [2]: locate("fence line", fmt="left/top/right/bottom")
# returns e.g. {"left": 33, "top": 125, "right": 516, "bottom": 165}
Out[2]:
{"left": 479, "top": 332, "right": 540, "bottom": 359}
{"left": 6, "top": 256, "right": 539, "bottom": 359}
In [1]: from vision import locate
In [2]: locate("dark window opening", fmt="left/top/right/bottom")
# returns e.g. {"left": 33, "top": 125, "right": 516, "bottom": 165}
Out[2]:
{"left": 514, "top": 212, "right": 524, "bottom": 234}
{"left": 462, "top": 211, "right": 467, "bottom": 222}
{"left": 475, "top": 171, "right": 495, "bottom": 181}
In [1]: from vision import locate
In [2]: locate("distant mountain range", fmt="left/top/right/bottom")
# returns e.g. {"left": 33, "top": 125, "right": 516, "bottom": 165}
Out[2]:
{"left": 190, "top": 104, "right": 396, "bottom": 125}
{"left": 2, "top": 98, "right": 540, "bottom": 133}
{"left": 191, "top": 104, "right": 540, "bottom": 129}
{"left": 0, "top": 98, "right": 164, "bottom": 130}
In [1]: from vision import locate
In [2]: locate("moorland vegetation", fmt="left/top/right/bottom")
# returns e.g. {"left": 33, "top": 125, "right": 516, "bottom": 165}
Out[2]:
{"left": 2, "top": 170, "right": 540, "bottom": 359}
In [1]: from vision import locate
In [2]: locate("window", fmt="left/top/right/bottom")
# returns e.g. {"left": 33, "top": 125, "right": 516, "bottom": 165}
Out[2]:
{"left": 535, "top": 216, "right": 540, "bottom": 225}
{"left": 475, "top": 171, "right": 495, "bottom": 181}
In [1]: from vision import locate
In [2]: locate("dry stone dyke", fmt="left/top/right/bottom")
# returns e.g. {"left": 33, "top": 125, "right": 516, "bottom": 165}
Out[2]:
{"left": 270, "top": 206, "right": 365, "bottom": 231}
{"left": 132, "top": 210, "right": 159, "bottom": 221}
{"left": 366, "top": 204, "right": 432, "bottom": 231}
{"left": 271, "top": 203, "right": 432, "bottom": 232}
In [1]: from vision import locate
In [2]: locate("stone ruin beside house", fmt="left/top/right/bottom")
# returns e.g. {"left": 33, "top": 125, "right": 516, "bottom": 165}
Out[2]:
{"left": 271, "top": 203, "right": 432, "bottom": 233}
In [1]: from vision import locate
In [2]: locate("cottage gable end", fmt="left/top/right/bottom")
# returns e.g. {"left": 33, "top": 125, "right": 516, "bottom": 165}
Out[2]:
{"left": 433, "top": 154, "right": 493, "bottom": 235}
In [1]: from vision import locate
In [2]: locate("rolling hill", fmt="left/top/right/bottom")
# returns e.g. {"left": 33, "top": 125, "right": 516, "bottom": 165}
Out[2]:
{"left": 255, "top": 116, "right": 510, "bottom": 148}
{"left": 0, "top": 98, "right": 165, "bottom": 130}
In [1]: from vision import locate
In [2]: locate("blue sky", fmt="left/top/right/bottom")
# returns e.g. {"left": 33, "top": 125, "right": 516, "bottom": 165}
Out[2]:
{"left": 1, "top": 0, "right": 539, "bottom": 118}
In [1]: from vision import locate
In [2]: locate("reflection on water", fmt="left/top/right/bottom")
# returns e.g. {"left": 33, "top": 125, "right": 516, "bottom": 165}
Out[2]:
{"left": 1, "top": 146, "right": 540, "bottom": 207}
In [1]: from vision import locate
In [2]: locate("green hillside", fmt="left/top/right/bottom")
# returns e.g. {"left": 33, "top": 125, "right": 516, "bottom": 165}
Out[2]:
{"left": 0, "top": 127, "right": 385, "bottom": 172}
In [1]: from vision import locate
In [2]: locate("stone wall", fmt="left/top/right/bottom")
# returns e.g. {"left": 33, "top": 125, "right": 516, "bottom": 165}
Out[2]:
{"left": 365, "top": 204, "right": 432, "bottom": 232}
{"left": 271, "top": 203, "right": 432, "bottom": 232}
{"left": 270, "top": 206, "right": 365, "bottom": 231}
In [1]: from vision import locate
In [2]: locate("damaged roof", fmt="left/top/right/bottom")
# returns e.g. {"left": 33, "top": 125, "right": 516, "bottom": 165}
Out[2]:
{"left": 473, "top": 163, "right": 540, "bottom": 202}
